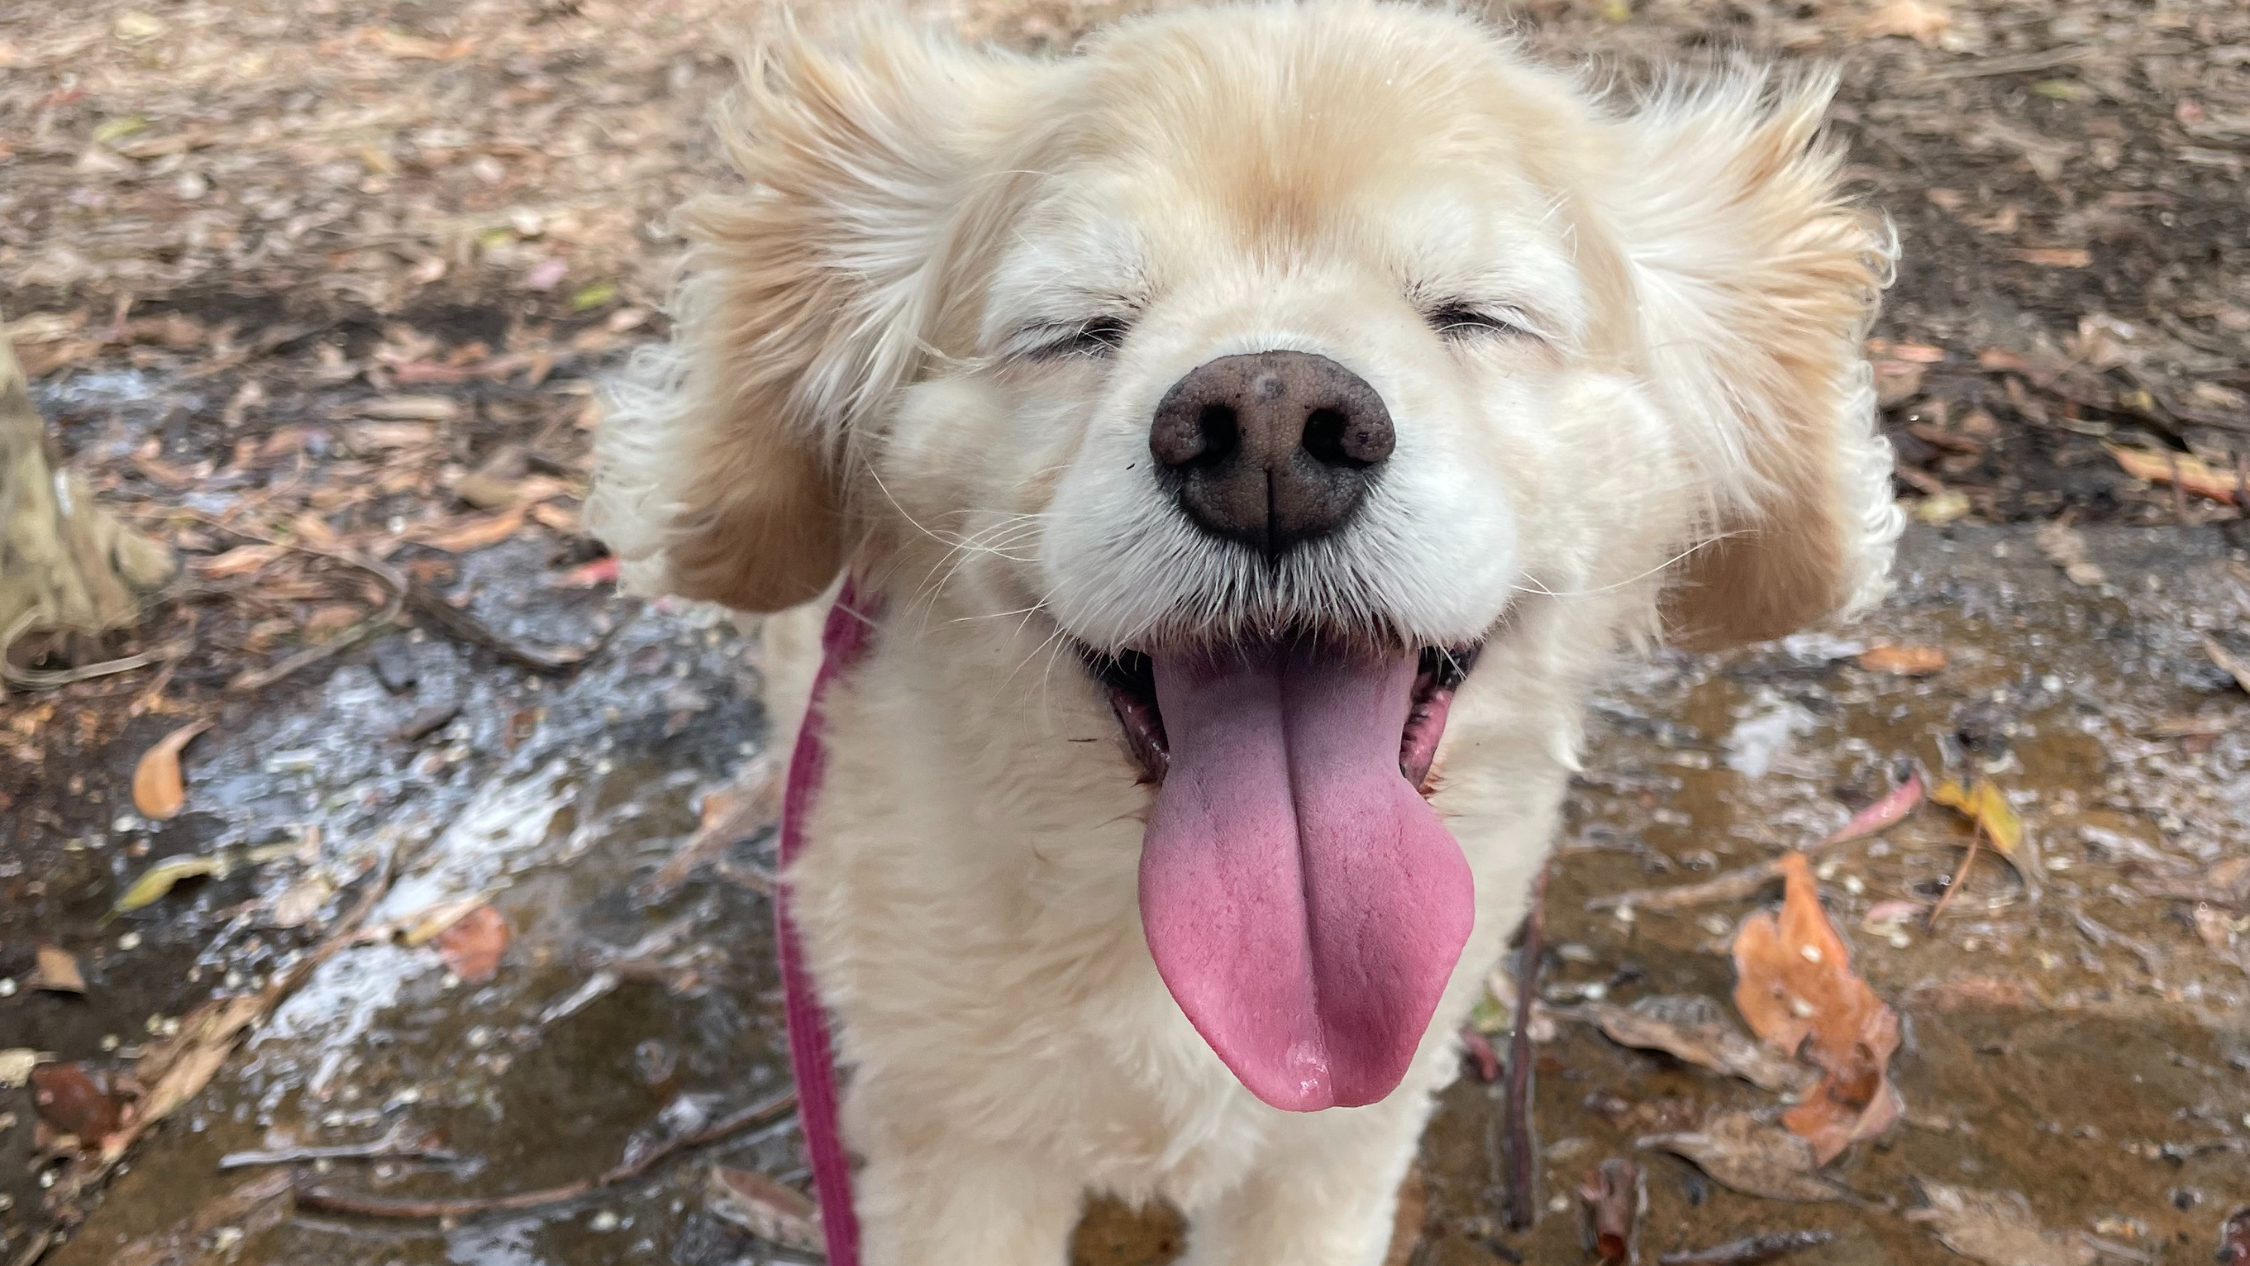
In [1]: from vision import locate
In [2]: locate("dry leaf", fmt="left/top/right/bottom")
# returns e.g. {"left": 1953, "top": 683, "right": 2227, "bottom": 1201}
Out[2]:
{"left": 412, "top": 507, "right": 527, "bottom": 553}
{"left": 356, "top": 395, "right": 461, "bottom": 422}
{"left": 196, "top": 544, "right": 287, "bottom": 578}
{"left": 400, "top": 893, "right": 496, "bottom": 946}
{"left": 267, "top": 875, "right": 334, "bottom": 928}
{"left": 1, "top": 1049, "right": 46, "bottom": 1088}
{"left": 435, "top": 904, "right": 509, "bottom": 982}
{"left": 1732, "top": 853, "right": 1903, "bottom": 1163}
{"left": 2204, "top": 638, "right": 2250, "bottom": 695}
{"left": 109, "top": 1172, "right": 294, "bottom": 1266}
{"left": 124, "top": 995, "right": 267, "bottom": 1154}
{"left": 1582, "top": 998, "right": 1814, "bottom": 1094}
{"left": 2005, "top": 248, "right": 2092, "bottom": 268}
{"left": 1825, "top": 771, "right": 1925, "bottom": 844}
{"left": 31, "top": 1063, "right": 124, "bottom": 1143}
{"left": 132, "top": 719, "right": 212, "bottom": 819}
{"left": 1577, "top": 1159, "right": 1645, "bottom": 1266}
{"left": 1857, "top": 645, "right": 1947, "bottom": 676}
{"left": 1906, "top": 1183, "right": 2096, "bottom": 1266}
{"left": 32, "top": 943, "right": 87, "bottom": 994}
{"left": 1861, "top": 0, "right": 1951, "bottom": 43}
{"left": 708, "top": 1166, "right": 825, "bottom": 1252}
{"left": 114, "top": 853, "right": 229, "bottom": 913}
{"left": 1929, "top": 780, "right": 2025, "bottom": 857}
{"left": 2107, "top": 446, "right": 2241, "bottom": 505}
{"left": 1637, "top": 1113, "right": 1842, "bottom": 1203}
{"left": 529, "top": 500, "right": 580, "bottom": 533}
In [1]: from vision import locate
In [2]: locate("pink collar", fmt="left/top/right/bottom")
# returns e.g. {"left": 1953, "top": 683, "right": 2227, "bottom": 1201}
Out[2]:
{"left": 777, "top": 579, "right": 878, "bottom": 1265}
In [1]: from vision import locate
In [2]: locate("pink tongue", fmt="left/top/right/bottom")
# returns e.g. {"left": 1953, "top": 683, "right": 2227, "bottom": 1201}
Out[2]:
{"left": 1141, "top": 643, "right": 1474, "bottom": 1112}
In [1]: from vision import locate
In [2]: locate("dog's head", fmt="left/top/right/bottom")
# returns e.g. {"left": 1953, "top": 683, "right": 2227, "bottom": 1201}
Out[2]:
{"left": 594, "top": 0, "right": 1897, "bottom": 1111}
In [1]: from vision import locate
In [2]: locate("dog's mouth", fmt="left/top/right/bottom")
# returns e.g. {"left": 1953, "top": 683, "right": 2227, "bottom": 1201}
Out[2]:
{"left": 1088, "top": 641, "right": 1478, "bottom": 791}
{"left": 1081, "top": 635, "right": 1481, "bottom": 1114}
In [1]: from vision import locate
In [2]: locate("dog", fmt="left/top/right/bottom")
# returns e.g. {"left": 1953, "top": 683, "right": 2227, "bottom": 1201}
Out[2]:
{"left": 591, "top": 2, "right": 1899, "bottom": 1260}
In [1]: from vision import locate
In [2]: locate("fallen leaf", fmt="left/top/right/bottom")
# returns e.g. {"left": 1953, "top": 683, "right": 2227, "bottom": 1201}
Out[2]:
{"left": 196, "top": 544, "right": 287, "bottom": 578}
{"left": 132, "top": 720, "right": 212, "bottom": 819}
{"left": 1637, "top": 1113, "right": 1842, "bottom": 1203}
{"left": 400, "top": 893, "right": 497, "bottom": 947}
{"left": 2005, "top": 248, "right": 2092, "bottom": 268}
{"left": 1732, "top": 854, "right": 1903, "bottom": 1162}
{"left": 435, "top": 904, "right": 509, "bottom": 982}
{"left": 124, "top": 995, "right": 267, "bottom": 1153}
{"left": 412, "top": 506, "right": 527, "bottom": 553}
{"left": 267, "top": 874, "right": 334, "bottom": 929}
{"left": 708, "top": 1166, "right": 824, "bottom": 1252}
{"left": 1577, "top": 1159, "right": 1644, "bottom": 1266}
{"left": 1860, "top": 0, "right": 1951, "bottom": 43}
{"left": 114, "top": 853, "right": 229, "bottom": 913}
{"left": 31, "top": 1063, "right": 123, "bottom": 1143}
{"left": 2107, "top": 446, "right": 2241, "bottom": 505}
{"left": 0, "top": 1049, "right": 46, "bottom": 1088}
{"left": 530, "top": 500, "right": 581, "bottom": 534}
{"left": 2193, "top": 904, "right": 2236, "bottom": 950}
{"left": 109, "top": 1172, "right": 294, "bottom": 1266}
{"left": 1856, "top": 645, "right": 1946, "bottom": 676}
{"left": 356, "top": 395, "right": 461, "bottom": 422}
{"left": 1861, "top": 899, "right": 1925, "bottom": 929}
{"left": 1824, "top": 771, "right": 1925, "bottom": 844}
{"left": 31, "top": 943, "right": 86, "bottom": 994}
{"left": 2203, "top": 638, "right": 2250, "bottom": 694}
{"left": 569, "top": 281, "right": 618, "bottom": 311}
{"left": 1582, "top": 997, "right": 1814, "bottom": 1093}
{"left": 1929, "top": 780, "right": 2025, "bottom": 857}
{"left": 1915, "top": 491, "right": 1972, "bottom": 524}
{"left": 1905, "top": 1183, "right": 2096, "bottom": 1266}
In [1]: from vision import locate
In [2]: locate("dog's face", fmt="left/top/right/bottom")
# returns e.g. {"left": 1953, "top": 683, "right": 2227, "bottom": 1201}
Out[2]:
{"left": 594, "top": 1, "right": 1898, "bottom": 1112}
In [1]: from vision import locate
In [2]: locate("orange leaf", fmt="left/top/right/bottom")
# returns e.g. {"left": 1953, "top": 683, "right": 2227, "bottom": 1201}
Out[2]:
{"left": 1855, "top": 645, "right": 1946, "bottom": 676}
{"left": 2107, "top": 446, "right": 2241, "bottom": 505}
{"left": 131, "top": 720, "right": 212, "bottom": 820}
{"left": 1731, "top": 854, "right": 1903, "bottom": 1164}
{"left": 435, "top": 904, "right": 509, "bottom": 982}
{"left": 412, "top": 507, "right": 526, "bottom": 554}
{"left": 2005, "top": 247, "right": 2091, "bottom": 268}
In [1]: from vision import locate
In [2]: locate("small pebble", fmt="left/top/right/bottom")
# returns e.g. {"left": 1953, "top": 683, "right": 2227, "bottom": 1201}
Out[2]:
{"left": 1842, "top": 875, "right": 1864, "bottom": 895}
{"left": 118, "top": 931, "right": 143, "bottom": 951}
{"left": 1546, "top": 1195, "right": 1569, "bottom": 1214}
{"left": 100, "top": 1034, "right": 121, "bottom": 1051}
{"left": 590, "top": 1211, "right": 621, "bottom": 1232}
{"left": 0, "top": 978, "right": 16, "bottom": 998}
{"left": 1888, "top": 931, "right": 1912, "bottom": 949}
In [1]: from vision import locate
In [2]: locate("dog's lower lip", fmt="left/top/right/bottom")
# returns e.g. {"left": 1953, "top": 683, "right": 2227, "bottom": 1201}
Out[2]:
{"left": 1085, "top": 642, "right": 1479, "bottom": 789}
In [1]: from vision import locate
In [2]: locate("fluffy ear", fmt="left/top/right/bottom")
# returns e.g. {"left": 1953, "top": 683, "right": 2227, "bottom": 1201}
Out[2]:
{"left": 590, "top": 17, "right": 1026, "bottom": 611}
{"left": 1606, "top": 69, "right": 1901, "bottom": 649}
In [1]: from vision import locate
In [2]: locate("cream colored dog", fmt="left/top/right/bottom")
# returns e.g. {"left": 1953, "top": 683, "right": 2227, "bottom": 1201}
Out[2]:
{"left": 592, "top": 3, "right": 1898, "bottom": 1261}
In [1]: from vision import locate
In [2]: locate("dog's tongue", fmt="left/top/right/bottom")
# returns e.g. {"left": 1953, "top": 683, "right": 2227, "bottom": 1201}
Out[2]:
{"left": 1141, "top": 643, "right": 1473, "bottom": 1112}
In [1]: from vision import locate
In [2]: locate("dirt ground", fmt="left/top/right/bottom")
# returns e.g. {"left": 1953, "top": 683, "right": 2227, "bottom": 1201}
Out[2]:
{"left": 2, "top": 0, "right": 2247, "bottom": 1264}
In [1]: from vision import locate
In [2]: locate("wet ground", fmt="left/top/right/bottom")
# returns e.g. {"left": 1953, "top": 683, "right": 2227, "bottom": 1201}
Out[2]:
{"left": 5, "top": 521, "right": 2246, "bottom": 1266}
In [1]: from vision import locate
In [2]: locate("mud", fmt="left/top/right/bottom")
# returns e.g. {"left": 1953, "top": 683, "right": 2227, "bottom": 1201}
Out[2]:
{"left": 4, "top": 522, "right": 2244, "bottom": 1266}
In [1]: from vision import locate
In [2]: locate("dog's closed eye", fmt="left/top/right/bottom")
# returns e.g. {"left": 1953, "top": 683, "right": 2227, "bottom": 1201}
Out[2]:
{"left": 1422, "top": 302, "right": 1536, "bottom": 342}
{"left": 1015, "top": 315, "right": 1134, "bottom": 361}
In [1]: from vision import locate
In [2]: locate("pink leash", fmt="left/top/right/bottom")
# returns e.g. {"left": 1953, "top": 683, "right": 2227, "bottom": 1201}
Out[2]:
{"left": 778, "top": 579, "right": 877, "bottom": 1265}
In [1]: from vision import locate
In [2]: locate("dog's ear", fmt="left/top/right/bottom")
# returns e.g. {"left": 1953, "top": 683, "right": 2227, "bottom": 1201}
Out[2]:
{"left": 1605, "top": 70, "right": 1901, "bottom": 649}
{"left": 591, "top": 18, "right": 1029, "bottom": 611}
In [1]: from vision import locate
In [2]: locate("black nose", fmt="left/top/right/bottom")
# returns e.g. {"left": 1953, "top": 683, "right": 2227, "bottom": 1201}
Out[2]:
{"left": 1148, "top": 351, "right": 1393, "bottom": 557}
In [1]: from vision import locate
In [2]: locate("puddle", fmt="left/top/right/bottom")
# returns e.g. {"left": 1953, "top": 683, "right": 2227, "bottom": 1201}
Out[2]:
{"left": 7, "top": 524, "right": 2248, "bottom": 1266}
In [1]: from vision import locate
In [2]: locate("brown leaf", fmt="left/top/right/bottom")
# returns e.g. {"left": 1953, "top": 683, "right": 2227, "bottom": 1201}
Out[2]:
{"left": 122, "top": 995, "right": 266, "bottom": 1155}
{"left": 2005, "top": 248, "right": 2092, "bottom": 268}
{"left": 435, "top": 904, "right": 509, "bottom": 982}
{"left": 2107, "top": 446, "right": 2241, "bottom": 505}
{"left": 708, "top": 1166, "right": 824, "bottom": 1252}
{"left": 1582, "top": 998, "right": 1814, "bottom": 1094}
{"left": 356, "top": 395, "right": 461, "bottom": 422}
{"left": 1637, "top": 1113, "right": 1842, "bottom": 1203}
{"left": 31, "top": 1063, "right": 123, "bottom": 1143}
{"left": 1856, "top": 645, "right": 1947, "bottom": 676}
{"left": 1905, "top": 1183, "right": 2096, "bottom": 1266}
{"left": 31, "top": 942, "right": 87, "bottom": 994}
{"left": 132, "top": 720, "right": 212, "bottom": 819}
{"left": 412, "top": 507, "right": 527, "bottom": 554}
{"left": 109, "top": 1172, "right": 294, "bottom": 1266}
{"left": 1731, "top": 853, "right": 1903, "bottom": 1163}
{"left": 196, "top": 544, "right": 287, "bottom": 578}
{"left": 2204, "top": 637, "right": 2250, "bottom": 695}
{"left": 1577, "top": 1159, "right": 1644, "bottom": 1265}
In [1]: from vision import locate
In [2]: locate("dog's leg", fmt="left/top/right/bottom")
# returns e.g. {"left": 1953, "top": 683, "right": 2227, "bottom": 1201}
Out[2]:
{"left": 1177, "top": 1111, "right": 1423, "bottom": 1266}
{"left": 855, "top": 1145, "right": 1083, "bottom": 1266}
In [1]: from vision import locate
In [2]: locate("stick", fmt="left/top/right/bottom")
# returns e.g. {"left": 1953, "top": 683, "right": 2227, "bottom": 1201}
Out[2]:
{"left": 402, "top": 580, "right": 608, "bottom": 674}
{"left": 295, "top": 1091, "right": 799, "bottom": 1219}
{"left": 1500, "top": 863, "right": 1548, "bottom": 1231}
{"left": 1659, "top": 1230, "right": 1837, "bottom": 1265}
{"left": 1587, "top": 860, "right": 1782, "bottom": 913}
{"left": 1926, "top": 820, "right": 1983, "bottom": 927}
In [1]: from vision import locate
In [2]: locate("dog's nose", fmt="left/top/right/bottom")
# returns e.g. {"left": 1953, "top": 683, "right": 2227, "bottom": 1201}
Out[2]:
{"left": 1148, "top": 351, "right": 1393, "bottom": 556}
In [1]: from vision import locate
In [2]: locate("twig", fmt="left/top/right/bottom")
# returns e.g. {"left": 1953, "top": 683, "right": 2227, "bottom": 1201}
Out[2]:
{"left": 0, "top": 607, "right": 191, "bottom": 691}
{"left": 1927, "top": 818, "right": 1984, "bottom": 927}
{"left": 1915, "top": 44, "right": 2094, "bottom": 80}
{"left": 1501, "top": 863, "right": 1548, "bottom": 1232}
{"left": 224, "top": 551, "right": 408, "bottom": 694}
{"left": 295, "top": 1090, "right": 799, "bottom": 1219}
{"left": 221, "top": 1123, "right": 455, "bottom": 1170}
{"left": 1587, "top": 860, "right": 1782, "bottom": 913}
{"left": 1658, "top": 1230, "right": 1837, "bottom": 1265}
{"left": 402, "top": 579, "right": 608, "bottom": 674}
{"left": 5, "top": 1231, "right": 54, "bottom": 1266}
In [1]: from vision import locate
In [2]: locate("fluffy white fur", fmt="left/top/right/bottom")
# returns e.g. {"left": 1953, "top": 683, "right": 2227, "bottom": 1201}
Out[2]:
{"left": 590, "top": 4, "right": 1899, "bottom": 1262}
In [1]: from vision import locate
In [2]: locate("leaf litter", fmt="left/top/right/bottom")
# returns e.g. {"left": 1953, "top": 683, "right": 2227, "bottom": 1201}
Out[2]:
{"left": 129, "top": 719, "right": 210, "bottom": 819}
{"left": 1637, "top": 1112, "right": 1845, "bottom": 1204}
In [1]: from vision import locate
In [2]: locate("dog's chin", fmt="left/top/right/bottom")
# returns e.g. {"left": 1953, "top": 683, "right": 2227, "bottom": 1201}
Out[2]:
{"left": 1081, "top": 633, "right": 1480, "bottom": 794}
